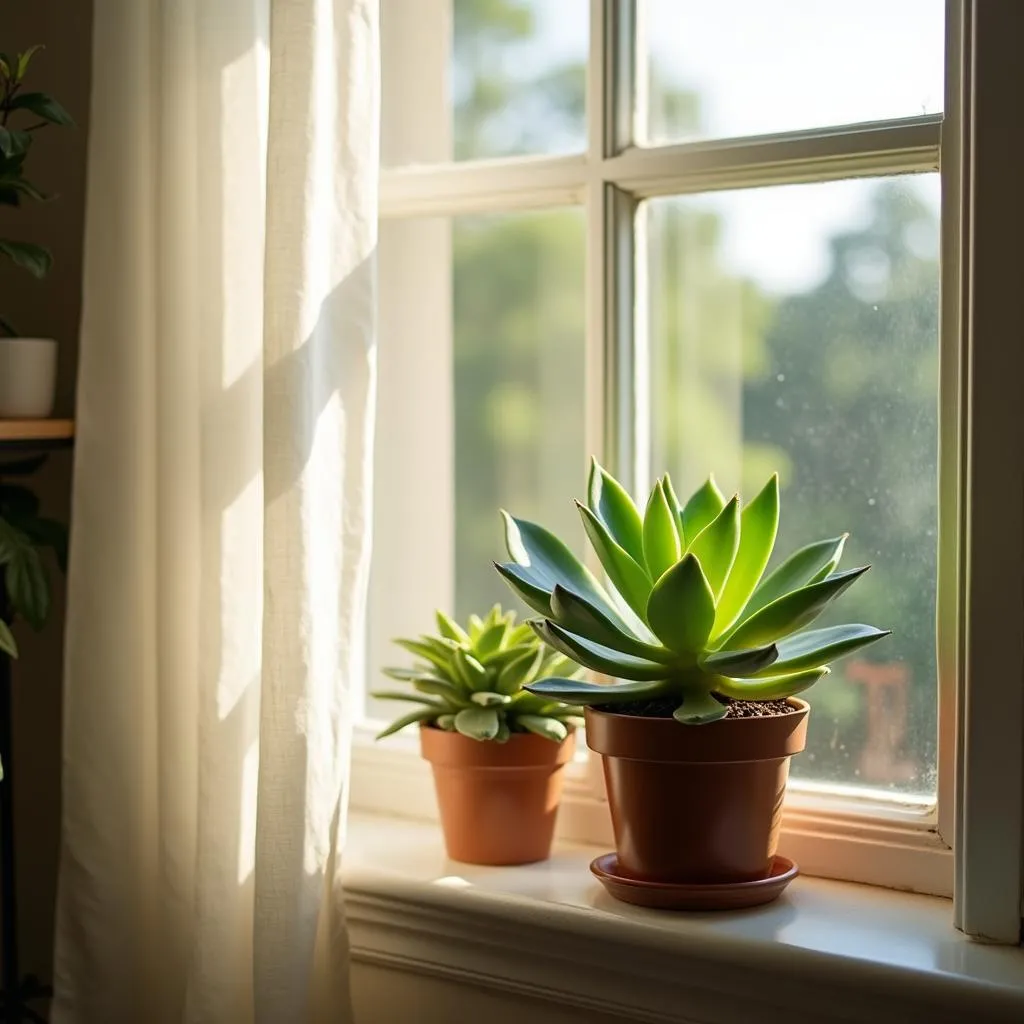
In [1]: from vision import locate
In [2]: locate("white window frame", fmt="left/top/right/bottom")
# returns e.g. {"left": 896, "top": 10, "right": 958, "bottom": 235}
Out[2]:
{"left": 354, "top": 0, "right": 1024, "bottom": 941}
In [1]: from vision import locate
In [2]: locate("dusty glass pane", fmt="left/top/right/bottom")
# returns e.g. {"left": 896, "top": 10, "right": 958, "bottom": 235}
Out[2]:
{"left": 641, "top": 0, "right": 944, "bottom": 145}
{"left": 382, "top": 0, "right": 588, "bottom": 166}
{"left": 645, "top": 175, "right": 941, "bottom": 796}
{"left": 454, "top": 207, "right": 587, "bottom": 618}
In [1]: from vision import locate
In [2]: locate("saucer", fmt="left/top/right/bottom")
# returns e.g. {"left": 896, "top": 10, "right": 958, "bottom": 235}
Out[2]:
{"left": 590, "top": 853, "right": 798, "bottom": 910}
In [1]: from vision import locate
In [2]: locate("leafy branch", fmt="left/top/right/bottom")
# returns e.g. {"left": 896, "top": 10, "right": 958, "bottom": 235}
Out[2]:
{"left": 0, "top": 45, "right": 74, "bottom": 335}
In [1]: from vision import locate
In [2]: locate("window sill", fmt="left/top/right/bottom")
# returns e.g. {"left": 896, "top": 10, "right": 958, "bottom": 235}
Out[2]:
{"left": 342, "top": 814, "right": 1023, "bottom": 1024}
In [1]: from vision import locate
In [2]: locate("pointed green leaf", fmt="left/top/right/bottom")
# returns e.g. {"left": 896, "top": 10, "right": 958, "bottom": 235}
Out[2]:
{"left": 496, "top": 646, "right": 544, "bottom": 694}
{"left": 752, "top": 624, "right": 891, "bottom": 676}
{"left": 16, "top": 46, "right": 44, "bottom": 82}
{"left": 517, "top": 715, "right": 568, "bottom": 742}
{"left": 744, "top": 535, "right": 848, "bottom": 620}
{"left": 672, "top": 691, "right": 728, "bottom": 724}
{"left": 502, "top": 511, "right": 620, "bottom": 617}
{"left": 533, "top": 620, "right": 669, "bottom": 680}
{"left": 713, "top": 474, "right": 779, "bottom": 637}
{"left": 549, "top": 585, "right": 673, "bottom": 663}
{"left": 661, "top": 474, "right": 687, "bottom": 547}
{"left": 645, "top": 553, "right": 715, "bottom": 654}
{"left": 494, "top": 561, "right": 554, "bottom": 617}
{"left": 0, "top": 239, "right": 51, "bottom": 278}
{"left": 0, "top": 619, "right": 16, "bottom": 659}
{"left": 643, "top": 480, "right": 681, "bottom": 581}
{"left": 435, "top": 610, "right": 469, "bottom": 644}
{"left": 723, "top": 566, "right": 870, "bottom": 651}
{"left": 577, "top": 503, "right": 652, "bottom": 620}
{"left": 716, "top": 666, "right": 829, "bottom": 701}
{"left": 700, "top": 644, "right": 778, "bottom": 677}
{"left": 538, "top": 650, "right": 578, "bottom": 678}
{"left": 687, "top": 495, "right": 740, "bottom": 599}
{"left": 5, "top": 543, "right": 48, "bottom": 629}
{"left": 453, "top": 648, "right": 489, "bottom": 691}
{"left": 681, "top": 477, "right": 725, "bottom": 547}
{"left": 375, "top": 707, "right": 438, "bottom": 740}
{"left": 382, "top": 665, "right": 450, "bottom": 684}
{"left": 588, "top": 458, "right": 645, "bottom": 564}
{"left": 525, "top": 676, "right": 667, "bottom": 704}
{"left": 473, "top": 620, "right": 507, "bottom": 659}
{"left": 370, "top": 690, "right": 446, "bottom": 708}
{"left": 454, "top": 706, "right": 500, "bottom": 741}
{"left": 8, "top": 92, "right": 75, "bottom": 126}
{"left": 393, "top": 637, "right": 456, "bottom": 676}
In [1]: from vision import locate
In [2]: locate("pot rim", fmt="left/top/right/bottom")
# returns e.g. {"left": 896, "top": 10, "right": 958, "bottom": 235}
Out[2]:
{"left": 419, "top": 721, "right": 577, "bottom": 769}
{"left": 584, "top": 698, "right": 810, "bottom": 763}
{"left": 587, "top": 696, "right": 809, "bottom": 723}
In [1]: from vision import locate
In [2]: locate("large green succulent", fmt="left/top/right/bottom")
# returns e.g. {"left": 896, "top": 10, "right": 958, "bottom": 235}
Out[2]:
{"left": 374, "top": 604, "right": 582, "bottom": 742}
{"left": 495, "top": 460, "right": 890, "bottom": 725}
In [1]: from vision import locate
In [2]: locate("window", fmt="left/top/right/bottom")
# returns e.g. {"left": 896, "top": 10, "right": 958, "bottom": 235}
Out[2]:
{"left": 360, "top": 0, "right": 1024, "bottom": 933}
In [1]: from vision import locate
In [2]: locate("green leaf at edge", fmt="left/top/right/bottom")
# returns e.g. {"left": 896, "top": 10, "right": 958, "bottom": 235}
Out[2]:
{"left": 645, "top": 553, "right": 716, "bottom": 654}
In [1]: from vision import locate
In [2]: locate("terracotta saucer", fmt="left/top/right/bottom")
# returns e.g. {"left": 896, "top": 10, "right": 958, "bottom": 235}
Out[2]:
{"left": 590, "top": 853, "right": 798, "bottom": 911}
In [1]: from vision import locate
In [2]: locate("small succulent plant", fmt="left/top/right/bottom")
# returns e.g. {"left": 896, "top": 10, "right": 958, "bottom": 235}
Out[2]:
{"left": 374, "top": 605, "right": 582, "bottom": 742}
{"left": 496, "top": 459, "right": 890, "bottom": 725}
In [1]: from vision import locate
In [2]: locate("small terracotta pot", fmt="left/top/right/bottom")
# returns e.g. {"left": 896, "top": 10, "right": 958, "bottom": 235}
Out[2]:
{"left": 586, "top": 699, "right": 809, "bottom": 884}
{"left": 421, "top": 725, "right": 576, "bottom": 865}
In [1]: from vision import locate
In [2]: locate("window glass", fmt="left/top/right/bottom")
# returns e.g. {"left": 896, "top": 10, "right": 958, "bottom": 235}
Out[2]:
{"left": 641, "top": 0, "right": 944, "bottom": 145}
{"left": 645, "top": 175, "right": 940, "bottom": 796}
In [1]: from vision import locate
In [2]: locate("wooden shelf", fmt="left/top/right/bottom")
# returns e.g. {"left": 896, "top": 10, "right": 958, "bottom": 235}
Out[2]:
{"left": 0, "top": 419, "right": 74, "bottom": 450}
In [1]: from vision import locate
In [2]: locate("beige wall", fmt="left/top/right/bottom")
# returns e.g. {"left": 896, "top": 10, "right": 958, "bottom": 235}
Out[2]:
{"left": 1, "top": 0, "right": 93, "bottom": 979}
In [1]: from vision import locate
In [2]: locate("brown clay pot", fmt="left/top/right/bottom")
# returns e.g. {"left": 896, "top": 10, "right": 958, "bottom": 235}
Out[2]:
{"left": 585, "top": 698, "right": 809, "bottom": 884}
{"left": 421, "top": 725, "right": 576, "bottom": 865}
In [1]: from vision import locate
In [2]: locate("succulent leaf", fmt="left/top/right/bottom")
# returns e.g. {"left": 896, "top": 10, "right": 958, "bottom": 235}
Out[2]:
{"left": 577, "top": 503, "right": 652, "bottom": 620}
{"left": 643, "top": 480, "right": 682, "bottom": 581}
{"left": 743, "top": 534, "right": 848, "bottom": 621}
{"left": 549, "top": 584, "right": 674, "bottom": 663}
{"left": 751, "top": 623, "right": 890, "bottom": 676}
{"left": 686, "top": 494, "right": 740, "bottom": 599}
{"left": 645, "top": 553, "right": 715, "bottom": 654}
{"left": 525, "top": 676, "right": 668, "bottom": 703}
{"left": 588, "top": 457, "right": 645, "bottom": 564}
{"left": 533, "top": 620, "right": 670, "bottom": 680}
{"left": 716, "top": 666, "right": 829, "bottom": 701}
{"left": 722, "top": 566, "right": 869, "bottom": 651}
{"left": 713, "top": 473, "right": 779, "bottom": 637}
{"left": 517, "top": 715, "right": 568, "bottom": 742}
{"left": 455, "top": 706, "right": 500, "bottom": 741}
{"left": 672, "top": 690, "right": 728, "bottom": 724}
{"left": 681, "top": 476, "right": 725, "bottom": 546}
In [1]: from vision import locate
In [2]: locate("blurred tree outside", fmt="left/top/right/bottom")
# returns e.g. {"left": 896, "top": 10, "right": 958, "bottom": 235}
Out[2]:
{"left": 448, "top": 0, "right": 939, "bottom": 793}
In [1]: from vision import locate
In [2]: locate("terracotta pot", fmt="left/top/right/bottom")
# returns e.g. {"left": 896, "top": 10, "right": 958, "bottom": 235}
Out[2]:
{"left": 585, "top": 699, "right": 809, "bottom": 884}
{"left": 421, "top": 724, "right": 576, "bottom": 865}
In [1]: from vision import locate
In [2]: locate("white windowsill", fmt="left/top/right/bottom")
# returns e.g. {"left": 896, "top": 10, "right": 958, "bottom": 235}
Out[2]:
{"left": 343, "top": 814, "right": 1024, "bottom": 1024}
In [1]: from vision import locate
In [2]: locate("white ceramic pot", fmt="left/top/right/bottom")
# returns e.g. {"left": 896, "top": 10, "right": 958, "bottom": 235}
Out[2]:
{"left": 0, "top": 338, "right": 58, "bottom": 418}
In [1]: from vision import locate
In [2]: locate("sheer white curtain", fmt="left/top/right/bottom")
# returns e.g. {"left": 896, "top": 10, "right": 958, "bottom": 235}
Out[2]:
{"left": 52, "top": 1, "right": 378, "bottom": 1021}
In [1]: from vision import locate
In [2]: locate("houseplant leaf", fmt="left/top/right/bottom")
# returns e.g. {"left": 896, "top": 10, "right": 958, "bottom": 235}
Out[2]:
{"left": 454, "top": 706, "right": 500, "bottom": 741}
{"left": 743, "top": 534, "right": 847, "bottom": 620}
{"left": 525, "top": 676, "right": 667, "bottom": 704}
{"left": 8, "top": 91, "right": 74, "bottom": 126}
{"left": 517, "top": 715, "right": 568, "bottom": 742}
{"left": 716, "top": 666, "right": 830, "bottom": 701}
{"left": 533, "top": 620, "right": 669, "bottom": 680}
{"left": 549, "top": 584, "right": 671, "bottom": 662}
{"left": 681, "top": 476, "right": 725, "bottom": 545}
{"left": 722, "top": 566, "right": 869, "bottom": 651}
{"left": 642, "top": 480, "right": 681, "bottom": 581}
{"left": 713, "top": 473, "right": 779, "bottom": 638}
{"left": 588, "top": 457, "right": 644, "bottom": 564}
{"left": 645, "top": 553, "right": 715, "bottom": 654}
{"left": 686, "top": 494, "right": 740, "bottom": 599}
{"left": 751, "top": 623, "right": 891, "bottom": 676}
{"left": 0, "top": 239, "right": 51, "bottom": 278}
{"left": 577, "top": 503, "right": 652, "bottom": 620}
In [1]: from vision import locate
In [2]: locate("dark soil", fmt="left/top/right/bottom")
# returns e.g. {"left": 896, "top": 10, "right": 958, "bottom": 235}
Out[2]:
{"left": 607, "top": 694, "right": 796, "bottom": 719}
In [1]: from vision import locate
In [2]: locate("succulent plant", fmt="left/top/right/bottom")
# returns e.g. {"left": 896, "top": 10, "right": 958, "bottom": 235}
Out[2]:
{"left": 495, "top": 459, "right": 890, "bottom": 725}
{"left": 374, "top": 604, "right": 582, "bottom": 742}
